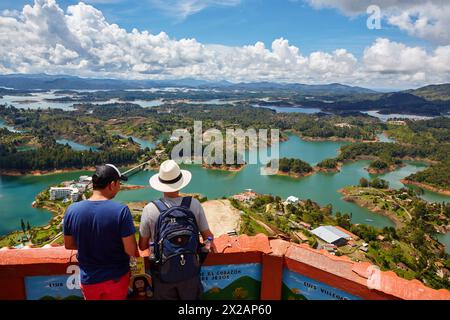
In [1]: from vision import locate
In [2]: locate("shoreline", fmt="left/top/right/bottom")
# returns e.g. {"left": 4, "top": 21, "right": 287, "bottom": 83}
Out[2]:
{"left": 315, "top": 163, "right": 342, "bottom": 173}
{"left": 0, "top": 184, "right": 146, "bottom": 245}
{"left": 315, "top": 167, "right": 340, "bottom": 173}
{"left": 340, "top": 155, "right": 437, "bottom": 167}
{"left": 201, "top": 163, "right": 246, "bottom": 172}
{"left": 400, "top": 179, "right": 450, "bottom": 196}
{"left": 287, "top": 130, "right": 376, "bottom": 143}
{"left": 0, "top": 199, "right": 64, "bottom": 247}
{"left": 121, "top": 185, "right": 147, "bottom": 191}
{"left": 273, "top": 170, "right": 316, "bottom": 179}
{"left": 339, "top": 188, "right": 404, "bottom": 228}
{"left": 366, "top": 163, "right": 405, "bottom": 175}
{"left": 0, "top": 166, "right": 98, "bottom": 177}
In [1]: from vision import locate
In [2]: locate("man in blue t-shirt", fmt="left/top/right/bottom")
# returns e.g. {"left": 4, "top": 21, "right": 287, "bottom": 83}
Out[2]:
{"left": 63, "top": 164, "right": 138, "bottom": 300}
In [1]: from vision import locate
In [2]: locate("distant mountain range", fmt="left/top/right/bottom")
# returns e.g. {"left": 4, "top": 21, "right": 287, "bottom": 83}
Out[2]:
{"left": 0, "top": 74, "right": 449, "bottom": 116}
{"left": 0, "top": 73, "right": 375, "bottom": 94}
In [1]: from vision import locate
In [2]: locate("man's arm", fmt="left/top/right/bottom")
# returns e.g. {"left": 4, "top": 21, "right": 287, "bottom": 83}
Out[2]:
{"left": 139, "top": 235, "right": 150, "bottom": 251}
{"left": 120, "top": 206, "right": 139, "bottom": 257}
{"left": 194, "top": 199, "right": 216, "bottom": 252}
{"left": 122, "top": 234, "right": 139, "bottom": 257}
{"left": 64, "top": 235, "right": 77, "bottom": 250}
{"left": 62, "top": 212, "right": 76, "bottom": 250}
{"left": 138, "top": 205, "right": 152, "bottom": 251}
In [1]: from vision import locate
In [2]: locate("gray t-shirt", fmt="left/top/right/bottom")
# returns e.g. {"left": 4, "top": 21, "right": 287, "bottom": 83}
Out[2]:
{"left": 139, "top": 197, "right": 210, "bottom": 242}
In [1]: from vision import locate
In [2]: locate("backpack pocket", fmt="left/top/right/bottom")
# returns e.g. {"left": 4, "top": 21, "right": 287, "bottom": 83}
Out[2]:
{"left": 159, "top": 252, "right": 200, "bottom": 283}
{"left": 157, "top": 230, "right": 200, "bottom": 283}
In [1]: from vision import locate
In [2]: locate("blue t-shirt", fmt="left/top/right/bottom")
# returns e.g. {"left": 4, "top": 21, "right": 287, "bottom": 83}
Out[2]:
{"left": 63, "top": 200, "right": 136, "bottom": 285}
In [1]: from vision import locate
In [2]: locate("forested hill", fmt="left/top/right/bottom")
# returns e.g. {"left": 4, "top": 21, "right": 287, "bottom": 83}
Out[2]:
{"left": 406, "top": 84, "right": 450, "bottom": 101}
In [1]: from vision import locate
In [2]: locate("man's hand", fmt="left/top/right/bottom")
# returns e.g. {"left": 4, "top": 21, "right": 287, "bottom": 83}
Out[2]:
{"left": 200, "top": 229, "right": 216, "bottom": 253}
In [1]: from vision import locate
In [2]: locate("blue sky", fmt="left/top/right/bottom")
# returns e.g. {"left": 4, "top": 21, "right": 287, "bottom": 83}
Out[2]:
{"left": 0, "top": 0, "right": 448, "bottom": 88}
{"left": 0, "top": 0, "right": 433, "bottom": 57}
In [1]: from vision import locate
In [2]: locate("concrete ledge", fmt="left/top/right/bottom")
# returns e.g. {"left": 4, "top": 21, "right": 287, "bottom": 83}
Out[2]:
{"left": 1, "top": 234, "right": 449, "bottom": 300}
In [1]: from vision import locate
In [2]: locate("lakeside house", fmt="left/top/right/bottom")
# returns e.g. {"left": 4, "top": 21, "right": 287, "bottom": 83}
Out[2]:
{"left": 49, "top": 176, "right": 92, "bottom": 202}
{"left": 79, "top": 175, "right": 92, "bottom": 183}
{"left": 284, "top": 196, "right": 299, "bottom": 205}
{"left": 311, "top": 226, "right": 352, "bottom": 247}
{"left": 49, "top": 187, "right": 80, "bottom": 202}
{"left": 232, "top": 190, "right": 258, "bottom": 203}
{"left": 387, "top": 120, "right": 407, "bottom": 126}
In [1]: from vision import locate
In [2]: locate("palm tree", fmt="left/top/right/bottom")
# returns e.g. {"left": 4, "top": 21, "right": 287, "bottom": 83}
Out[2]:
{"left": 27, "top": 221, "right": 32, "bottom": 240}
{"left": 20, "top": 219, "right": 26, "bottom": 235}
{"left": 20, "top": 219, "right": 26, "bottom": 243}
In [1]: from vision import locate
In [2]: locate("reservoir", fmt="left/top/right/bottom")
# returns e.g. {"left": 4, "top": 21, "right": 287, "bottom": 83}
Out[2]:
{"left": 1, "top": 134, "right": 449, "bottom": 251}
{"left": 251, "top": 104, "right": 322, "bottom": 114}
{"left": 0, "top": 119, "right": 20, "bottom": 132}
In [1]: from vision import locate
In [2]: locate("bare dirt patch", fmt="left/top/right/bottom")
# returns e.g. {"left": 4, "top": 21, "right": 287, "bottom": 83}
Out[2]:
{"left": 202, "top": 199, "right": 241, "bottom": 237}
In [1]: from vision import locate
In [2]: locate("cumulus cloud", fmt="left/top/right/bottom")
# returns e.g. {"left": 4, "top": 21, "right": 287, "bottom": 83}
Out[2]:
{"left": 0, "top": 0, "right": 449, "bottom": 88}
{"left": 305, "top": 0, "right": 450, "bottom": 44}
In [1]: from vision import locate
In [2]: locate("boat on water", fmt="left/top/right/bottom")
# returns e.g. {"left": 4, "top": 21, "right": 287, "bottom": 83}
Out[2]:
{"left": 365, "top": 219, "right": 374, "bottom": 222}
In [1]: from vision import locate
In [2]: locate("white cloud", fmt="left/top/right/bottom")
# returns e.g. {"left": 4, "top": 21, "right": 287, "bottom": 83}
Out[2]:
{"left": 0, "top": 0, "right": 448, "bottom": 89}
{"left": 362, "top": 38, "right": 450, "bottom": 85}
{"left": 149, "top": 0, "right": 241, "bottom": 21}
{"left": 305, "top": 0, "right": 450, "bottom": 44}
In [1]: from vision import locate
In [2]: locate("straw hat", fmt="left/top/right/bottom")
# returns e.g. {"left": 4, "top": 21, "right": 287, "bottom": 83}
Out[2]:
{"left": 149, "top": 160, "right": 192, "bottom": 192}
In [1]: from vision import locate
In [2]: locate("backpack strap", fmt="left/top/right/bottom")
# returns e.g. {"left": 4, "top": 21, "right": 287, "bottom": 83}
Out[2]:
{"left": 181, "top": 196, "right": 192, "bottom": 209}
{"left": 152, "top": 199, "right": 169, "bottom": 213}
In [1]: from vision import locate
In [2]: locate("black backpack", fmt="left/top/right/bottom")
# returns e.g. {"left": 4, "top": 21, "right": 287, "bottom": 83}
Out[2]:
{"left": 152, "top": 197, "right": 201, "bottom": 283}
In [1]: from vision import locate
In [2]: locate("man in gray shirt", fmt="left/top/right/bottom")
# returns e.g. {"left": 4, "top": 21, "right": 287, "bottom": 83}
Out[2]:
{"left": 139, "top": 160, "right": 214, "bottom": 300}
{"left": 139, "top": 196, "right": 211, "bottom": 244}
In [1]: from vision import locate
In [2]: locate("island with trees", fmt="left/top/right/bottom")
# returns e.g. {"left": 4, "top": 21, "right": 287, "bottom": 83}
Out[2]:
{"left": 268, "top": 157, "right": 314, "bottom": 178}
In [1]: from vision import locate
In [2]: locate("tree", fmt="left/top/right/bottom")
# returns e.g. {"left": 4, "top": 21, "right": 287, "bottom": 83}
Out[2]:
{"left": 370, "top": 178, "right": 389, "bottom": 189}
{"left": 336, "top": 212, "right": 351, "bottom": 230}
{"left": 20, "top": 219, "right": 26, "bottom": 235}
{"left": 359, "top": 177, "right": 369, "bottom": 187}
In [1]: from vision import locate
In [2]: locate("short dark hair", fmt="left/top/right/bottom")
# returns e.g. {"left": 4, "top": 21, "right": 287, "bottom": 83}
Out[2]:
{"left": 92, "top": 164, "right": 127, "bottom": 190}
{"left": 92, "top": 174, "right": 117, "bottom": 190}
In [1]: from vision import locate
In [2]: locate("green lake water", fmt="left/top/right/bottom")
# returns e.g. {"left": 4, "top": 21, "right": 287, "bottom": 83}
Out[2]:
{"left": 1, "top": 134, "right": 449, "bottom": 251}
{"left": 56, "top": 139, "right": 99, "bottom": 151}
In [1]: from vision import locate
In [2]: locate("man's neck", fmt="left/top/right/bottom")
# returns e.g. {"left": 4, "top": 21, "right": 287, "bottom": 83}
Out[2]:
{"left": 164, "top": 192, "right": 180, "bottom": 198}
{"left": 89, "top": 190, "right": 112, "bottom": 201}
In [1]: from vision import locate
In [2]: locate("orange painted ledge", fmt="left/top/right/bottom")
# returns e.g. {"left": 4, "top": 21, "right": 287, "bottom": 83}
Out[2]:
{"left": 1, "top": 234, "right": 449, "bottom": 300}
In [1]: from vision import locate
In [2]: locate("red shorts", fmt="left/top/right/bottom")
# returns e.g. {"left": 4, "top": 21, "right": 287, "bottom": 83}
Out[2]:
{"left": 81, "top": 272, "right": 130, "bottom": 300}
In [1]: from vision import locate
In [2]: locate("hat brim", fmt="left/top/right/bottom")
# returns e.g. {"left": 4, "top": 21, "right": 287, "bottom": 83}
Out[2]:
{"left": 149, "top": 170, "right": 192, "bottom": 193}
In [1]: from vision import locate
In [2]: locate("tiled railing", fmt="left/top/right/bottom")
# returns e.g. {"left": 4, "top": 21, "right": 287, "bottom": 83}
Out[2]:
{"left": 0, "top": 234, "right": 449, "bottom": 300}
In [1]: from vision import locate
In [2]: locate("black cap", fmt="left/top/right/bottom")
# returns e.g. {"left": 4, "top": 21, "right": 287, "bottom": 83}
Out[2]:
{"left": 92, "top": 164, "right": 128, "bottom": 185}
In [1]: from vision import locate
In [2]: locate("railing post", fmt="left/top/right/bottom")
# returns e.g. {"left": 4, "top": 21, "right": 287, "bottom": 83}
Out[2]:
{"left": 260, "top": 253, "right": 284, "bottom": 300}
